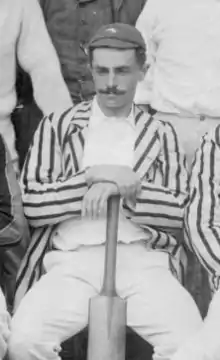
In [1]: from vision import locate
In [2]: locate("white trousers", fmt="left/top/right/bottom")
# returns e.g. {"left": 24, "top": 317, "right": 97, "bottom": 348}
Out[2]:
{"left": 153, "top": 112, "right": 220, "bottom": 166}
{"left": 8, "top": 244, "right": 202, "bottom": 360}
{"left": 172, "top": 287, "right": 220, "bottom": 360}
{"left": 0, "top": 288, "right": 11, "bottom": 360}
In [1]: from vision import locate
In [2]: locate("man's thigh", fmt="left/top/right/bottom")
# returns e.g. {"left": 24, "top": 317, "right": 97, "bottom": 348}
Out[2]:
{"left": 171, "top": 287, "right": 220, "bottom": 360}
{"left": 11, "top": 266, "right": 98, "bottom": 343}
{"left": 123, "top": 264, "right": 202, "bottom": 360}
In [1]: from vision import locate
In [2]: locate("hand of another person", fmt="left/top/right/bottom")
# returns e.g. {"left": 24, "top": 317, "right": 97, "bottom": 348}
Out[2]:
{"left": 82, "top": 182, "right": 119, "bottom": 219}
{"left": 85, "top": 165, "right": 141, "bottom": 205}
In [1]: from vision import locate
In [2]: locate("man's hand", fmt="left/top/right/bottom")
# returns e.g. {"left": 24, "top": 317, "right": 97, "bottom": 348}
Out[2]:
{"left": 82, "top": 182, "right": 119, "bottom": 219}
{"left": 85, "top": 165, "right": 141, "bottom": 205}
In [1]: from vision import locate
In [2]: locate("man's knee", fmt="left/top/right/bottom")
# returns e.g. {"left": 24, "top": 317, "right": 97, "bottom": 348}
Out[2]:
{"left": 8, "top": 333, "right": 37, "bottom": 360}
{"left": 0, "top": 300, "right": 10, "bottom": 359}
{"left": 8, "top": 332, "right": 60, "bottom": 360}
{"left": 0, "top": 319, "right": 10, "bottom": 359}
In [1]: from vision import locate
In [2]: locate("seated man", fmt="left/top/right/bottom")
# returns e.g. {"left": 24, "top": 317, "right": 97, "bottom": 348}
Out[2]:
{"left": 0, "top": 135, "right": 29, "bottom": 359}
{"left": 172, "top": 125, "right": 220, "bottom": 360}
{"left": 9, "top": 24, "right": 202, "bottom": 360}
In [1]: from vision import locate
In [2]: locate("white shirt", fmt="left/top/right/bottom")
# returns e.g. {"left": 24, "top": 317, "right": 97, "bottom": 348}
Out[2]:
{"left": 0, "top": 0, "right": 72, "bottom": 160}
{"left": 53, "top": 98, "right": 150, "bottom": 251}
{"left": 135, "top": 0, "right": 220, "bottom": 117}
{"left": 82, "top": 98, "right": 135, "bottom": 168}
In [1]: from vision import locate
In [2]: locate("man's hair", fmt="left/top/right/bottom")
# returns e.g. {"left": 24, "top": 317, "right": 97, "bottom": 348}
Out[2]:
{"left": 88, "top": 47, "right": 146, "bottom": 68}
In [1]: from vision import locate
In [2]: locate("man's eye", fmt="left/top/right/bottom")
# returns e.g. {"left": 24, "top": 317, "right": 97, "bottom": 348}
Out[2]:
{"left": 116, "top": 68, "right": 130, "bottom": 75}
{"left": 96, "top": 68, "right": 108, "bottom": 75}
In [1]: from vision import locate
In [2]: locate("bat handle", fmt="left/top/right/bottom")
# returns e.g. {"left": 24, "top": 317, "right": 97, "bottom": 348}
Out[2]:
{"left": 100, "top": 195, "right": 120, "bottom": 297}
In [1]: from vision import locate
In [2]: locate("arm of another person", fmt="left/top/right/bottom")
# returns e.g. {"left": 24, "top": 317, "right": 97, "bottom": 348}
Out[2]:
{"left": 0, "top": 136, "right": 30, "bottom": 309}
{"left": 134, "top": 0, "right": 160, "bottom": 106}
{"left": 186, "top": 127, "right": 220, "bottom": 277}
{"left": 123, "top": 121, "right": 188, "bottom": 232}
{"left": 20, "top": 110, "right": 88, "bottom": 228}
{"left": 17, "top": 0, "right": 72, "bottom": 115}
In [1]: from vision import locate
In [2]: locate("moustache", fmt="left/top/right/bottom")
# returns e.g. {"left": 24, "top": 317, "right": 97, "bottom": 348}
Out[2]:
{"left": 98, "top": 87, "right": 126, "bottom": 95}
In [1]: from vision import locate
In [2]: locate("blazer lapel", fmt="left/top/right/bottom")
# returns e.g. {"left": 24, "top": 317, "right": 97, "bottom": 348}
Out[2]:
{"left": 64, "top": 102, "right": 161, "bottom": 179}
{"left": 64, "top": 102, "right": 92, "bottom": 175}
{"left": 133, "top": 107, "right": 161, "bottom": 180}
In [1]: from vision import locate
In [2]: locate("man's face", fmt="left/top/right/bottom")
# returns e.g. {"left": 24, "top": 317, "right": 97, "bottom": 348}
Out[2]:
{"left": 91, "top": 48, "right": 145, "bottom": 113}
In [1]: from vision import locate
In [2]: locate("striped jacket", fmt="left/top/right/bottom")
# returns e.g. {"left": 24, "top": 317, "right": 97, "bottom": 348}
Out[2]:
{"left": 185, "top": 124, "right": 220, "bottom": 292}
{"left": 15, "top": 100, "right": 188, "bottom": 310}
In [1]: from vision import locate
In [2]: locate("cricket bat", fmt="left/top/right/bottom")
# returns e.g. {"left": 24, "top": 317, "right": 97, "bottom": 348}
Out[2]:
{"left": 87, "top": 195, "right": 126, "bottom": 360}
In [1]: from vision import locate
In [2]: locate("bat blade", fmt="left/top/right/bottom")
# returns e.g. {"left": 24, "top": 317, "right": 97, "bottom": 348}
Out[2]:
{"left": 87, "top": 295, "right": 127, "bottom": 360}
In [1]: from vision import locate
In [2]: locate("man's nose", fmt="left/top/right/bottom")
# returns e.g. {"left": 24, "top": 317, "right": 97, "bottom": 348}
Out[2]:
{"left": 107, "top": 71, "right": 116, "bottom": 87}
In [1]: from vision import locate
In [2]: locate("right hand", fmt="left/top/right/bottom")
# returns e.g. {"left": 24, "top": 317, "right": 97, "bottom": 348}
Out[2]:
{"left": 82, "top": 182, "right": 119, "bottom": 219}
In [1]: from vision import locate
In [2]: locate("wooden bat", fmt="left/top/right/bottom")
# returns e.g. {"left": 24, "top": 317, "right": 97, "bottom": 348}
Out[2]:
{"left": 87, "top": 195, "right": 126, "bottom": 360}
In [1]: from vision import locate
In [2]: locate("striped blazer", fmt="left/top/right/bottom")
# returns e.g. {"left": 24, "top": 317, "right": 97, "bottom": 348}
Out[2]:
{"left": 185, "top": 124, "right": 220, "bottom": 292}
{"left": 15, "top": 100, "right": 188, "bottom": 310}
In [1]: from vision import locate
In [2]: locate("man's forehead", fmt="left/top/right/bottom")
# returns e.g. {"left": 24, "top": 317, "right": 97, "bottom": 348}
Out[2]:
{"left": 92, "top": 48, "right": 136, "bottom": 67}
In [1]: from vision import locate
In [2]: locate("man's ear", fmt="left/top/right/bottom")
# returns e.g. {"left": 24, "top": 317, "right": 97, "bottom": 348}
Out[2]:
{"left": 138, "top": 63, "right": 149, "bottom": 81}
{"left": 89, "top": 63, "right": 94, "bottom": 78}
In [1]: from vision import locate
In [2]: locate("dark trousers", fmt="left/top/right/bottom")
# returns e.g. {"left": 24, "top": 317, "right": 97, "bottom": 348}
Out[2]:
{"left": 11, "top": 102, "right": 43, "bottom": 171}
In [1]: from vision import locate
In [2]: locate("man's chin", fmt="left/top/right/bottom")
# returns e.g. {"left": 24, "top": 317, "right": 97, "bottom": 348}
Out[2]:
{"left": 101, "top": 94, "right": 123, "bottom": 108}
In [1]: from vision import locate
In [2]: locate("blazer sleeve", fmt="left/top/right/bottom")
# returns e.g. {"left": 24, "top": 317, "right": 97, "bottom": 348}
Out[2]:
{"left": 20, "top": 111, "right": 88, "bottom": 227}
{"left": 186, "top": 127, "right": 220, "bottom": 277}
{"left": 123, "top": 121, "right": 188, "bottom": 232}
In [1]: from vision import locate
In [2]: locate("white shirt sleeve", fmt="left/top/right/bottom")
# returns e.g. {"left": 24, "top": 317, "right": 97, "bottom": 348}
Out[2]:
{"left": 134, "top": 0, "right": 160, "bottom": 105}
{"left": 17, "top": 0, "right": 72, "bottom": 115}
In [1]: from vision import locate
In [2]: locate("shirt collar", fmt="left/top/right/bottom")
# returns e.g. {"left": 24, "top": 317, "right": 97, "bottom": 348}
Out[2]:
{"left": 91, "top": 96, "right": 135, "bottom": 129}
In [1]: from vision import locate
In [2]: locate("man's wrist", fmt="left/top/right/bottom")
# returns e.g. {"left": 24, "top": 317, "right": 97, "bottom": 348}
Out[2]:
{"left": 89, "top": 179, "right": 118, "bottom": 187}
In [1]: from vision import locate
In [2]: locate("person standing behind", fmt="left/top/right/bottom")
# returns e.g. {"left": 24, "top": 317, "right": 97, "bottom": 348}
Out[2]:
{"left": 14, "top": 0, "right": 146, "bottom": 170}
{"left": 134, "top": 0, "right": 220, "bottom": 166}
{"left": 0, "top": 0, "right": 72, "bottom": 173}
{"left": 39, "top": 0, "right": 147, "bottom": 104}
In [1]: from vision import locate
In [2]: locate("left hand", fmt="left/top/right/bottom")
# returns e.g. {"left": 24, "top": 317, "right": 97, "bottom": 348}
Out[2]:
{"left": 82, "top": 182, "right": 119, "bottom": 219}
{"left": 85, "top": 165, "right": 141, "bottom": 205}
